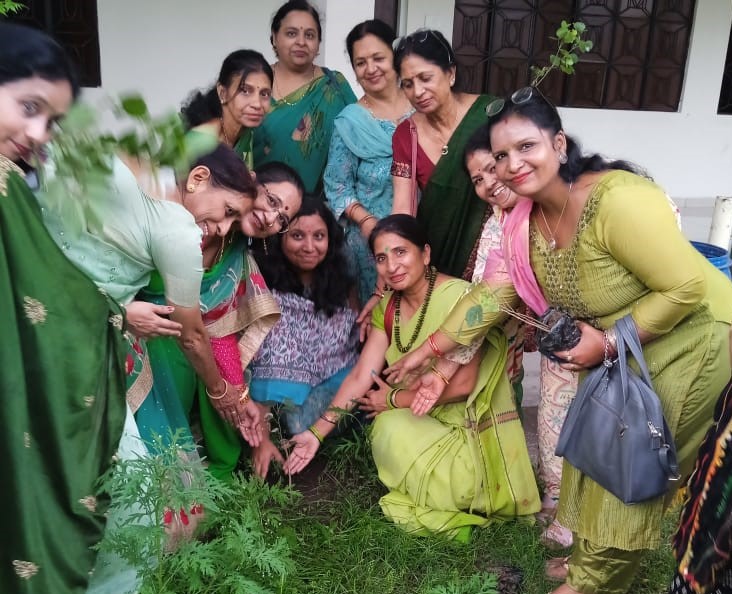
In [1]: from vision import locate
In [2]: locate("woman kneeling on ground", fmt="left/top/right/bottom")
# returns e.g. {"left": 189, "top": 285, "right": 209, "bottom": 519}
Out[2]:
{"left": 282, "top": 214, "right": 540, "bottom": 540}
{"left": 248, "top": 196, "right": 360, "bottom": 478}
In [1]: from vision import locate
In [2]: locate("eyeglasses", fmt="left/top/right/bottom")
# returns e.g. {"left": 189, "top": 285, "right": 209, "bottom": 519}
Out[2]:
{"left": 392, "top": 28, "right": 453, "bottom": 65}
{"left": 261, "top": 184, "right": 291, "bottom": 234}
{"left": 485, "top": 86, "right": 541, "bottom": 118}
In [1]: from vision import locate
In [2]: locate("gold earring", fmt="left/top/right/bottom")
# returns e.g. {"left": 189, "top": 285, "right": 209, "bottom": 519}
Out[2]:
{"left": 187, "top": 184, "right": 195, "bottom": 192}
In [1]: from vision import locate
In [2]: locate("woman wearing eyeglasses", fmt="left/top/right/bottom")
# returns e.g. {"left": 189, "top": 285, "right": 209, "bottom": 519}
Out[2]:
{"left": 390, "top": 29, "right": 497, "bottom": 279}
{"left": 247, "top": 196, "right": 360, "bottom": 478}
{"left": 385, "top": 89, "right": 732, "bottom": 594}
{"left": 136, "top": 161, "right": 304, "bottom": 481}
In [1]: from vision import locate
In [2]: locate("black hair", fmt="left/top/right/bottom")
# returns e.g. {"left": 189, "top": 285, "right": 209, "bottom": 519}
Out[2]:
{"left": 190, "top": 144, "right": 258, "bottom": 197}
{"left": 368, "top": 214, "right": 429, "bottom": 254}
{"left": 270, "top": 0, "right": 322, "bottom": 45}
{"left": 0, "top": 23, "right": 80, "bottom": 98}
{"left": 257, "top": 196, "right": 353, "bottom": 316}
{"left": 346, "top": 19, "right": 396, "bottom": 64}
{"left": 393, "top": 29, "right": 456, "bottom": 80}
{"left": 463, "top": 123, "right": 492, "bottom": 167}
{"left": 180, "top": 49, "right": 273, "bottom": 129}
{"left": 254, "top": 161, "right": 306, "bottom": 200}
{"left": 485, "top": 90, "right": 646, "bottom": 182}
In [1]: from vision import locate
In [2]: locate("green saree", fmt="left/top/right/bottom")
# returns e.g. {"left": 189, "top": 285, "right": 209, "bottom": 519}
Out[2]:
{"left": 138, "top": 238, "right": 279, "bottom": 480}
{"left": 0, "top": 157, "right": 127, "bottom": 593}
{"left": 253, "top": 68, "right": 356, "bottom": 194}
{"left": 371, "top": 279, "right": 540, "bottom": 538}
{"left": 417, "top": 94, "right": 495, "bottom": 278}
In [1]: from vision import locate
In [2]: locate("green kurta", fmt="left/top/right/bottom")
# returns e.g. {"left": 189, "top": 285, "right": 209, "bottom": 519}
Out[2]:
{"left": 532, "top": 171, "right": 732, "bottom": 550}
{"left": 442, "top": 170, "right": 732, "bottom": 551}
{"left": 370, "top": 279, "right": 540, "bottom": 537}
{"left": 0, "top": 157, "right": 127, "bottom": 593}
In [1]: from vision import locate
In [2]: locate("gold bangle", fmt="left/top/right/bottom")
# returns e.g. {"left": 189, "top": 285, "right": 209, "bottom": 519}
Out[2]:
{"left": 430, "top": 366, "right": 450, "bottom": 386}
{"left": 239, "top": 384, "right": 250, "bottom": 405}
{"left": 358, "top": 214, "right": 375, "bottom": 227}
{"left": 345, "top": 202, "right": 365, "bottom": 220}
{"left": 206, "top": 379, "right": 228, "bottom": 400}
{"left": 320, "top": 413, "right": 338, "bottom": 425}
{"left": 308, "top": 425, "right": 324, "bottom": 443}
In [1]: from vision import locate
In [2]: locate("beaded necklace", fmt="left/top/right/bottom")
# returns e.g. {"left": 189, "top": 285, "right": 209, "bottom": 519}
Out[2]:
{"left": 393, "top": 266, "right": 437, "bottom": 353}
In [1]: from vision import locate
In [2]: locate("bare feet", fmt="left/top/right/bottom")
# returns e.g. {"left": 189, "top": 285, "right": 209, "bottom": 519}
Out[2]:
{"left": 545, "top": 556, "right": 570, "bottom": 581}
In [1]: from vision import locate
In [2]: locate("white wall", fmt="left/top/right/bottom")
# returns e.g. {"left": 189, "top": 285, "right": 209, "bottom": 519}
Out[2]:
{"left": 402, "top": 0, "right": 732, "bottom": 202}
{"left": 88, "top": 0, "right": 731, "bottom": 202}
{"left": 88, "top": 0, "right": 372, "bottom": 121}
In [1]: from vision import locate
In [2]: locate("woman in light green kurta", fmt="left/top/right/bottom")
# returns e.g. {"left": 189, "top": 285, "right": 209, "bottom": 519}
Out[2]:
{"left": 386, "top": 93, "right": 732, "bottom": 593}
{"left": 281, "top": 215, "right": 540, "bottom": 538}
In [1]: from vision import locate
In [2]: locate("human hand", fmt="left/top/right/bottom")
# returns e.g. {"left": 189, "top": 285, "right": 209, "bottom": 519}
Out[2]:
{"left": 124, "top": 301, "right": 182, "bottom": 338}
{"left": 359, "top": 216, "right": 378, "bottom": 241}
{"left": 554, "top": 321, "right": 605, "bottom": 371}
{"left": 356, "top": 295, "right": 380, "bottom": 343}
{"left": 252, "top": 436, "right": 284, "bottom": 478}
{"left": 355, "top": 371, "right": 391, "bottom": 418}
{"left": 282, "top": 430, "right": 320, "bottom": 475}
{"left": 383, "top": 343, "right": 434, "bottom": 385}
{"left": 238, "top": 397, "right": 264, "bottom": 447}
{"left": 411, "top": 370, "right": 444, "bottom": 416}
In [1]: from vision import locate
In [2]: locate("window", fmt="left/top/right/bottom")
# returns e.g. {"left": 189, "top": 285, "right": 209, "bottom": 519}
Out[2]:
{"left": 719, "top": 19, "right": 732, "bottom": 114}
{"left": 4, "top": 0, "right": 101, "bottom": 87}
{"left": 452, "top": 0, "right": 696, "bottom": 111}
{"left": 374, "top": 0, "right": 399, "bottom": 32}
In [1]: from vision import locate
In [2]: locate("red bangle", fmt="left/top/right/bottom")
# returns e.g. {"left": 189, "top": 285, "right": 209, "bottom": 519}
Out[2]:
{"left": 428, "top": 333, "right": 445, "bottom": 358}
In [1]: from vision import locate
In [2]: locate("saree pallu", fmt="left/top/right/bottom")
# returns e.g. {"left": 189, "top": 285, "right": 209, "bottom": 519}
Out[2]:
{"left": 0, "top": 161, "right": 127, "bottom": 594}
{"left": 137, "top": 239, "right": 279, "bottom": 479}
{"left": 371, "top": 279, "right": 540, "bottom": 538}
{"left": 416, "top": 94, "right": 494, "bottom": 278}
{"left": 253, "top": 68, "right": 356, "bottom": 194}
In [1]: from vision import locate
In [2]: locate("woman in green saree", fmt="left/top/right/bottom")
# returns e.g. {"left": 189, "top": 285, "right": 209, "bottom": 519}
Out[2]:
{"left": 253, "top": 0, "right": 356, "bottom": 195}
{"left": 0, "top": 23, "right": 128, "bottom": 594}
{"left": 181, "top": 49, "right": 273, "bottom": 169}
{"left": 138, "top": 162, "right": 305, "bottom": 480}
{"left": 390, "top": 29, "right": 497, "bottom": 279}
{"left": 283, "top": 215, "right": 540, "bottom": 538}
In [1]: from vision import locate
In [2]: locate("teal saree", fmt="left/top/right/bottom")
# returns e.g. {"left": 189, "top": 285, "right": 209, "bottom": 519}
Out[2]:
{"left": 253, "top": 68, "right": 356, "bottom": 194}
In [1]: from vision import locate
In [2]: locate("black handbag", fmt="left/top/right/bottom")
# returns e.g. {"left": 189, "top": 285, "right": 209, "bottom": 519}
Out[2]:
{"left": 555, "top": 315, "right": 680, "bottom": 504}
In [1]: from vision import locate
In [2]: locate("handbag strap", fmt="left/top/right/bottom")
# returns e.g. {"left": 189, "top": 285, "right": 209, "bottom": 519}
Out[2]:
{"left": 614, "top": 316, "right": 654, "bottom": 388}
{"left": 383, "top": 292, "right": 396, "bottom": 346}
{"left": 408, "top": 117, "right": 418, "bottom": 217}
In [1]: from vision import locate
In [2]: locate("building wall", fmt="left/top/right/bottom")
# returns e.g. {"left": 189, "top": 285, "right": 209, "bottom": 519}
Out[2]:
{"left": 89, "top": 0, "right": 730, "bottom": 237}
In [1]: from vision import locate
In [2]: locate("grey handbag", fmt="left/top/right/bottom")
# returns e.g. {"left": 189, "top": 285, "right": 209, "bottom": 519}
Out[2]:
{"left": 555, "top": 315, "right": 680, "bottom": 504}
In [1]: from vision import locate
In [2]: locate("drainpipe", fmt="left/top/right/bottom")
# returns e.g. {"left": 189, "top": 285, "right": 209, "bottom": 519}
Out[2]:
{"left": 708, "top": 196, "right": 732, "bottom": 251}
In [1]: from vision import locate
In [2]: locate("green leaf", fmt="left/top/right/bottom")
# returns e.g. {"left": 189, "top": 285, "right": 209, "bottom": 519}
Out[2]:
{"left": 573, "top": 21, "right": 586, "bottom": 33}
{"left": 120, "top": 95, "right": 149, "bottom": 118}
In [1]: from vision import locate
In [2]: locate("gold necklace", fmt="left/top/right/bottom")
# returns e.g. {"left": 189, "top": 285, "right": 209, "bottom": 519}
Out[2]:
{"left": 219, "top": 117, "right": 233, "bottom": 146}
{"left": 274, "top": 62, "right": 316, "bottom": 107}
{"left": 538, "top": 182, "right": 573, "bottom": 251}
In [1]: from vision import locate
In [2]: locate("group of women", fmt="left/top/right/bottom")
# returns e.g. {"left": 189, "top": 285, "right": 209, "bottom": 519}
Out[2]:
{"left": 3, "top": 1, "right": 732, "bottom": 593}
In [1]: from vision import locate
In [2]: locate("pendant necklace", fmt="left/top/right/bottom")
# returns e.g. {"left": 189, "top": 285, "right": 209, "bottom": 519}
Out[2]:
{"left": 428, "top": 107, "right": 459, "bottom": 156}
{"left": 539, "top": 181, "right": 573, "bottom": 251}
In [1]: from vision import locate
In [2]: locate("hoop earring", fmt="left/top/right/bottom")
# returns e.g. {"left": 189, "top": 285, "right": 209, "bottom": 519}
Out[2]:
{"left": 558, "top": 152, "right": 568, "bottom": 165}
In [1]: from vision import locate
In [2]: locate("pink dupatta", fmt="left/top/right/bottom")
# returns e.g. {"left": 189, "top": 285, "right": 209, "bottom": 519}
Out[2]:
{"left": 482, "top": 197, "right": 549, "bottom": 316}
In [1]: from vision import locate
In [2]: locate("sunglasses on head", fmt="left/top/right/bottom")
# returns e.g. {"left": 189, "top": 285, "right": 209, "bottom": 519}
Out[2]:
{"left": 392, "top": 28, "right": 453, "bottom": 64}
{"left": 485, "top": 86, "right": 550, "bottom": 117}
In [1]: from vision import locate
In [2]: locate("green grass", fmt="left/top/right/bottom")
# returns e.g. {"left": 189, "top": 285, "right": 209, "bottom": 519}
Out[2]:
{"left": 269, "top": 429, "right": 678, "bottom": 594}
